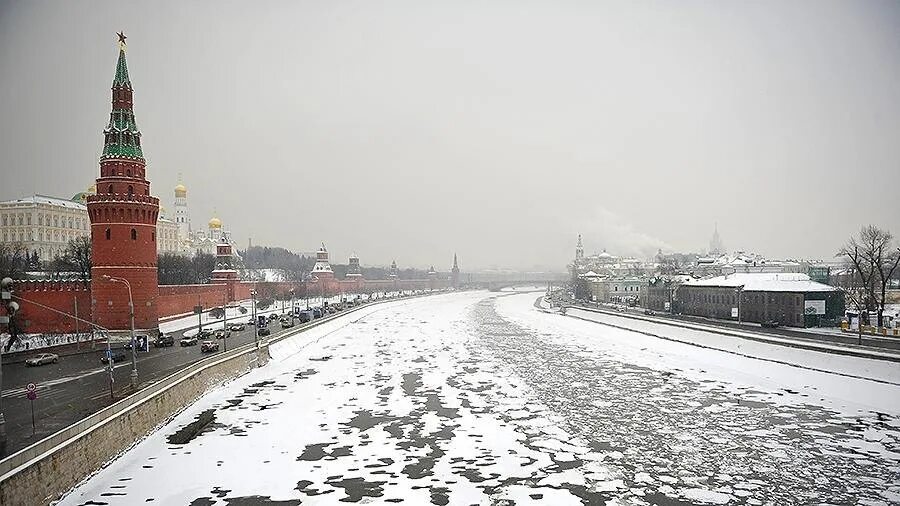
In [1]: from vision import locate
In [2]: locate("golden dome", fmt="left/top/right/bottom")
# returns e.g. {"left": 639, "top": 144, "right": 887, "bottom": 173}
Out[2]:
{"left": 87, "top": 183, "right": 97, "bottom": 195}
{"left": 208, "top": 216, "right": 222, "bottom": 229}
{"left": 174, "top": 183, "right": 187, "bottom": 198}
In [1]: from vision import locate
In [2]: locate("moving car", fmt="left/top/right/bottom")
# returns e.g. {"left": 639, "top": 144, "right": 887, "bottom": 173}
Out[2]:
{"left": 229, "top": 323, "right": 245, "bottom": 331}
{"left": 761, "top": 320, "right": 781, "bottom": 329}
{"left": 267, "top": 313, "right": 279, "bottom": 322}
{"left": 312, "top": 307, "right": 324, "bottom": 318}
{"left": 26, "top": 353, "right": 59, "bottom": 366}
{"left": 198, "top": 329, "right": 215, "bottom": 339}
{"left": 281, "top": 319, "right": 294, "bottom": 328}
{"left": 180, "top": 336, "right": 199, "bottom": 347}
{"left": 298, "top": 311, "right": 312, "bottom": 323}
{"left": 200, "top": 340, "right": 220, "bottom": 353}
{"left": 100, "top": 350, "right": 126, "bottom": 364}
{"left": 154, "top": 334, "right": 175, "bottom": 347}
{"left": 247, "top": 317, "right": 256, "bottom": 326}
{"left": 257, "top": 327, "right": 271, "bottom": 337}
{"left": 214, "top": 329, "right": 231, "bottom": 339}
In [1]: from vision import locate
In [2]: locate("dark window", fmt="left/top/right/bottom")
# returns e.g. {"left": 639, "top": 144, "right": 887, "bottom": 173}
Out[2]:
{"left": 152, "top": 231, "right": 155, "bottom": 242}
{"left": 128, "top": 185, "right": 134, "bottom": 198}
{"left": 131, "top": 228, "right": 137, "bottom": 240}
{"left": 108, "top": 185, "right": 114, "bottom": 194}
{"left": 105, "top": 228, "right": 111, "bottom": 240}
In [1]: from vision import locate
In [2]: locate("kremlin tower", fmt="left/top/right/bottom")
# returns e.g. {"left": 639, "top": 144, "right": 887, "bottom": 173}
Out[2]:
{"left": 451, "top": 253, "right": 460, "bottom": 289}
{"left": 87, "top": 34, "right": 160, "bottom": 332}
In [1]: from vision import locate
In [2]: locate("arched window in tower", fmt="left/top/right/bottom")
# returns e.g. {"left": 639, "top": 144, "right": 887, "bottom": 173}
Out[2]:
{"left": 108, "top": 185, "right": 114, "bottom": 194}
{"left": 131, "top": 228, "right": 137, "bottom": 241}
{"left": 126, "top": 168, "right": 132, "bottom": 177}
{"left": 128, "top": 185, "right": 134, "bottom": 198}
{"left": 152, "top": 231, "right": 155, "bottom": 242}
{"left": 105, "top": 228, "right": 111, "bottom": 240}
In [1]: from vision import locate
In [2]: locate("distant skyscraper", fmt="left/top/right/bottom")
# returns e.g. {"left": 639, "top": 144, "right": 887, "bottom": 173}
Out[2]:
{"left": 709, "top": 223, "right": 725, "bottom": 256}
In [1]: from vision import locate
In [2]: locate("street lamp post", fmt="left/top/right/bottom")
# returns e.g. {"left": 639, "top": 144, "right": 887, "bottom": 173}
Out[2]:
{"left": 290, "top": 289, "right": 295, "bottom": 324}
{"left": 250, "top": 289, "right": 258, "bottom": 348}
{"left": 103, "top": 275, "right": 138, "bottom": 389}
{"left": 222, "top": 294, "right": 228, "bottom": 353}
{"left": 736, "top": 285, "right": 744, "bottom": 324}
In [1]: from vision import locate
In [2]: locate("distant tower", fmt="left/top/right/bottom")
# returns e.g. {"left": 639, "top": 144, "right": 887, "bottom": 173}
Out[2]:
{"left": 575, "top": 234, "right": 584, "bottom": 262}
{"left": 211, "top": 236, "right": 239, "bottom": 300}
{"left": 709, "top": 223, "right": 725, "bottom": 256}
{"left": 389, "top": 260, "right": 399, "bottom": 278}
{"left": 311, "top": 243, "right": 334, "bottom": 278}
{"left": 451, "top": 253, "right": 460, "bottom": 289}
{"left": 347, "top": 252, "right": 362, "bottom": 277}
{"left": 173, "top": 175, "right": 190, "bottom": 244}
{"left": 88, "top": 33, "right": 160, "bottom": 332}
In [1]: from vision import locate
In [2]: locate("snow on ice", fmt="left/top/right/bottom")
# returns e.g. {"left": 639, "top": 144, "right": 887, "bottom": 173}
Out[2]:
{"left": 60, "top": 291, "right": 900, "bottom": 505}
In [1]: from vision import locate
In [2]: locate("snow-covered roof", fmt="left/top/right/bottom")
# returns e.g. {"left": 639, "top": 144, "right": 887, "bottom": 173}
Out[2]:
{"left": 580, "top": 270, "right": 602, "bottom": 278}
{"left": 0, "top": 194, "right": 87, "bottom": 210}
{"left": 684, "top": 273, "right": 838, "bottom": 293}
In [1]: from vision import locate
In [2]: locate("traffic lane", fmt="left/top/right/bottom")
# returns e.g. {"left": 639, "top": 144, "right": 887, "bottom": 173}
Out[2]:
{"left": 2, "top": 359, "right": 142, "bottom": 455}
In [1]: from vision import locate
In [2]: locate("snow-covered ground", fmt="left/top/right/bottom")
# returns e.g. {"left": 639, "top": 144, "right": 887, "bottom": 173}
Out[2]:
{"left": 60, "top": 291, "right": 900, "bottom": 505}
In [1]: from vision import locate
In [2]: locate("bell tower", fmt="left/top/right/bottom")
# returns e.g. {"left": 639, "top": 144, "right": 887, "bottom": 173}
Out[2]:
{"left": 87, "top": 33, "right": 160, "bottom": 332}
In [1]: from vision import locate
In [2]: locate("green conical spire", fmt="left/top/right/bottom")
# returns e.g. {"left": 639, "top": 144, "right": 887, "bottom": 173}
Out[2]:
{"left": 102, "top": 34, "right": 143, "bottom": 160}
{"left": 113, "top": 48, "right": 131, "bottom": 88}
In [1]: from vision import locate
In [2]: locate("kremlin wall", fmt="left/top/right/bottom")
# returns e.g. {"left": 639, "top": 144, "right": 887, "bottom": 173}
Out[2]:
{"left": 8, "top": 39, "right": 455, "bottom": 337}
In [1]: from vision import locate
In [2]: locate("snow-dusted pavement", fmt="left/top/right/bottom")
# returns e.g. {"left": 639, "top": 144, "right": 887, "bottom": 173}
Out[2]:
{"left": 61, "top": 291, "right": 900, "bottom": 505}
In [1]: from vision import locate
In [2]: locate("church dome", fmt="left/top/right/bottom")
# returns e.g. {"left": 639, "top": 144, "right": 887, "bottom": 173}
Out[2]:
{"left": 208, "top": 216, "right": 222, "bottom": 229}
{"left": 174, "top": 183, "right": 187, "bottom": 198}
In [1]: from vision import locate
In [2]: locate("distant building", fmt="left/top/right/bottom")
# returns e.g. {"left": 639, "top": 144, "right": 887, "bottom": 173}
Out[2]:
{"left": 451, "top": 253, "right": 460, "bottom": 289}
{"left": 677, "top": 273, "right": 845, "bottom": 327}
{"left": 0, "top": 195, "right": 91, "bottom": 261}
{"left": 589, "top": 277, "right": 646, "bottom": 305}
{"left": 709, "top": 223, "right": 725, "bottom": 256}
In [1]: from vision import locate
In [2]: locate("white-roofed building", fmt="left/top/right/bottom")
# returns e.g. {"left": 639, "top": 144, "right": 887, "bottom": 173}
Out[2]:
{"left": 677, "top": 272, "right": 845, "bottom": 327}
{"left": 0, "top": 194, "right": 90, "bottom": 261}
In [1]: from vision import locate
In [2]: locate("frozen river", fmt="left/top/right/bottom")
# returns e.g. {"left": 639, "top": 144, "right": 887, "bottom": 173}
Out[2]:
{"left": 62, "top": 291, "right": 900, "bottom": 505}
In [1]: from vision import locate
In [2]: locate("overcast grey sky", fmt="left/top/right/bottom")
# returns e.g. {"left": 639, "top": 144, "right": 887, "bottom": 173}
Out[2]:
{"left": 1, "top": 1, "right": 898, "bottom": 270}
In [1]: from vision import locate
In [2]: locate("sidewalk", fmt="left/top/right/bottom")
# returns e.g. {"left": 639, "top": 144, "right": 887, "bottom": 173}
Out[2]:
{"left": 569, "top": 304, "right": 900, "bottom": 363}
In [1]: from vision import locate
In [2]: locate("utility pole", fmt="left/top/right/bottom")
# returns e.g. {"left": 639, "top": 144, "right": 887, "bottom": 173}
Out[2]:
{"left": 251, "top": 289, "right": 258, "bottom": 348}
{"left": 222, "top": 294, "right": 228, "bottom": 352}
{"left": 103, "top": 275, "right": 138, "bottom": 390}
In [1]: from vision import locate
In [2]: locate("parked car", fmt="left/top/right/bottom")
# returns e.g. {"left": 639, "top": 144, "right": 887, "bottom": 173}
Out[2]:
{"left": 214, "top": 329, "right": 231, "bottom": 339}
{"left": 257, "top": 327, "right": 271, "bottom": 337}
{"left": 229, "top": 323, "right": 245, "bottom": 332}
{"left": 200, "top": 340, "right": 220, "bottom": 353}
{"left": 281, "top": 319, "right": 295, "bottom": 329}
{"left": 154, "top": 334, "right": 175, "bottom": 347}
{"left": 26, "top": 353, "right": 59, "bottom": 366}
{"left": 644, "top": 309, "right": 655, "bottom": 316}
{"left": 180, "top": 336, "right": 199, "bottom": 347}
{"left": 268, "top": 313, "right": 279, "bottom": 321}
{"left": 100, "top": 350, "right": 127, "bottom": 364}
{"left": 761, "top": 320, "right": 781, "bottom": 329}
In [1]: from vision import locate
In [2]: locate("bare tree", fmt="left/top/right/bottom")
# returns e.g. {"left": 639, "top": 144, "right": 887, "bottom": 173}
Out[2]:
{"left": 839, "top": 225, "right": 900, "bottom": 328}
{"left": 0, "top": 243, "right": 29, "bottom": 280}
{"left": 65, "top": 236, "right": 92, "bottom": 280}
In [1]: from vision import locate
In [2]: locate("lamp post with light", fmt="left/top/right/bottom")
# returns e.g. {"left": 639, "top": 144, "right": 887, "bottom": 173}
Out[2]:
{"left": 102, "top": 275, "right": 138, "bottom": 389}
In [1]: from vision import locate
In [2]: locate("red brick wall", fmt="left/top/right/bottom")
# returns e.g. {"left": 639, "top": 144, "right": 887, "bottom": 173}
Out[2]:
{"left": 13, "top": 281, "right": 93, "bottom": 334}
{"left": 157, "top": 284, "right": 229, "bottom": 318}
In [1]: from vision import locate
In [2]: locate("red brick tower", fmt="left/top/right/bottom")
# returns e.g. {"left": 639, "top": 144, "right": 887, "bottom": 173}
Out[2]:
{"left": 87, "top": 34, "right": 160, "bottom": 332}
